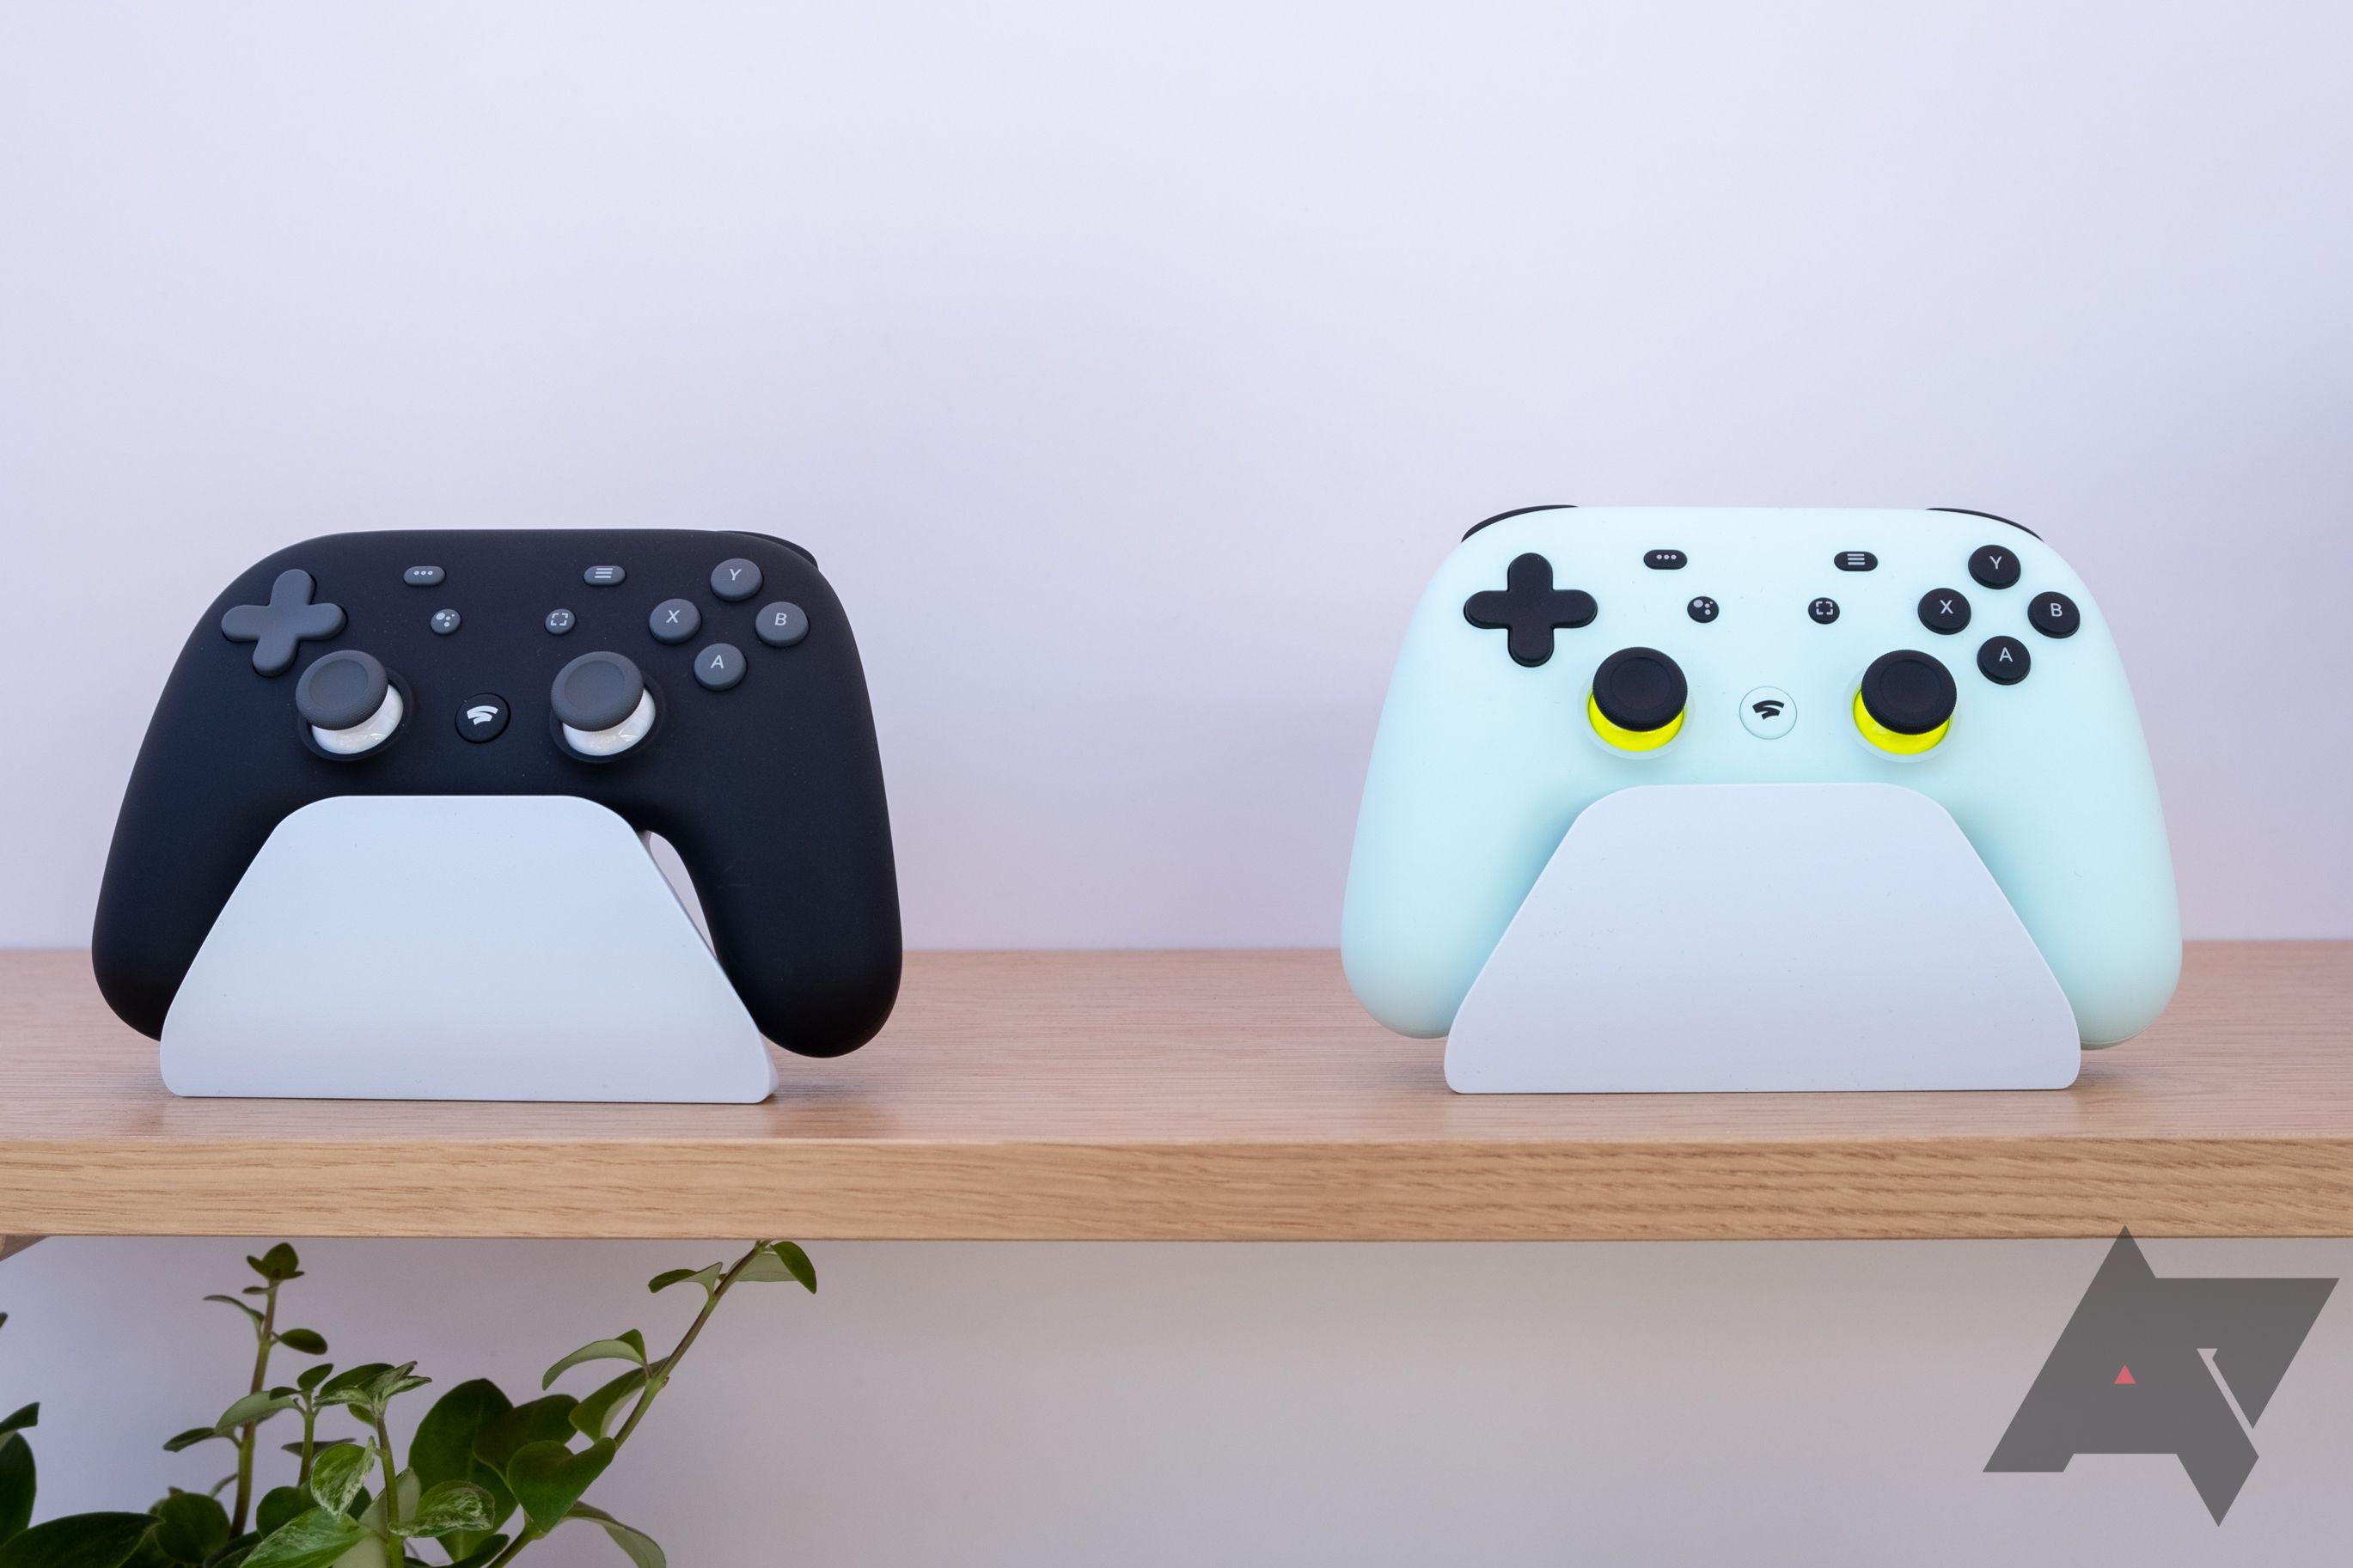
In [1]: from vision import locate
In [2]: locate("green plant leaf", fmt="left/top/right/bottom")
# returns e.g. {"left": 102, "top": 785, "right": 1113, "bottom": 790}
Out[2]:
{"left": 502, "top": 1439, "right": 613, "bottom": 1534}
{"left": 201, "top": 1296, "right": 262, "bottom": 1327}
{"left": 272, "top": 1329, "right": 328, "bottom": 1357}
{"left": 470, "top": 1398, "right": 576, "bottom": 1476}
{"left": 246, "top": 1246, "right": 303, "bottom": 1284}
{"left": 540, "top": 1337, "right": 645, "bottom": 1392}
{"left": 235, "top": 1510, "right": 360, "bottom": 1568}
{"left": 160, "top": 1431, "right": 221, "bottom": 1455}
{"left": 314, "top": 1365, "right": 393, "bottom": 1413}
{"left": 294, "top": 1365, "right": 333, "bottom": 1395}
{"left": 147, "top": 1493, "right": 229, "bottom": 1565}
{"left": 0, "top": 1513, "right": 156, "bottom": 1568}
{"left": 0, "top": 1435, "right": 33, "bottom": 1547}
{"left": 735, "top": 1243, "right": 816, "bottom": 1291}
{"left": 563, "top": 1504, "right": 664, "bottom": 1568}
{"left": 566, "top": 1369, "right": 645, "bottom": 1443}
{"left": 212, "top": 1393, "right": 296, "bottom": 1436}
{"left": 410, "top": 1381, "right": 515, "bottom": 1556}
{"left": 360, "top": 1364, "right": 429, "bottom": 1406}
{"left": 254, "top": 1488, "right": 308, "bottom": 1539}
{"left": 305, "top": 1446, "right": 369, "bottom": 1516}
{"left": 388, "top": 1483, "right": 492, "bottom": 1540}
{"left": 0, "top": 1408, "right": 33, "bottom": 1441}
{"left": 645, "top": 1265, "right": 721, "bottom": 1297}
{"left": 438, "top": 1536, "right": 507, "bottom": 1568}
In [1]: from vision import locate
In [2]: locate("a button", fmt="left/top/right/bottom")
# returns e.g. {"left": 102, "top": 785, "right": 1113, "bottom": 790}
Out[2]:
{"left": 1834, "top": 551, "right": 1877, "bottom": 572}
{"left": 1588, "top": 646, "right": 1686, "bottom": 751}
{"left": 1687, "top": 595, "right": 1719, "bottom": 624}
{"left": 1968, "top": 546, "right": 2021, "bottom": 589}
{"left": 1855, "top": 650, "right": 1956, "bottom": 753}
{"left": 754, "top": 601, "right": 810, "bottom": 648}
{"left": 1644, "top": 549, "right": 1688, "bottom": 570}
{"left": 430, "top": 607, "right": 461, "bottom": 636}
{"left": 545, "top": 608, "right": 576, "bottom": 635}
{"left": 1808, "top": 597, "right": 1840, "bottom": 625}
{"left": 1977, "top": 636, "right": 2031, "bottom": 685}
{"left": 403, "top": 565, "right": 444, "bottom": 587}
{"left": 693, "top": 644, "right": 746, "bottom": 691}
{"left": 1740, "top": 686, "right": 1795, "bottom": 739}
{"left": 1461, "top": 555, "right": 1596, "bottom": 668}
{"left": 2029, "top": 590, "right": 2081, "bottom": 638}
{"left": 649, "top": 598, "right": 700, "bottom": 644}
{"left": 583, "top": 564, "right": 626, "bottom": 587}
{"left": 295, "top": 650, "right": 401, "bottom": 757}
{"left": 455, "top": 693, "right": 510, "bottom": 741}
{"left": 550, "top": 651, "right": 645, "bottom": 732}
{"left": 219, "top": 568, "right": 346, "bottom": 676}
{"left": 710, "top": 558, "right": 764, "bottom": 601}
{"left": 1917, "top": 588, "right": 1971, "bottom": 635}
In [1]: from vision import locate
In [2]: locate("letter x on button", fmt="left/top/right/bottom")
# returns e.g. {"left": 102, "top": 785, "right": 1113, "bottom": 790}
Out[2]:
{"left": 1464, "top": 552, "right": 1598, "bottom": 668}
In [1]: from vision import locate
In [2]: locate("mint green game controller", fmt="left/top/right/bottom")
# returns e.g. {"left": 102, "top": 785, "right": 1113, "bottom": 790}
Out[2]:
{"left": 1342, "top": 506, "right": 2180, "bottom": 1046}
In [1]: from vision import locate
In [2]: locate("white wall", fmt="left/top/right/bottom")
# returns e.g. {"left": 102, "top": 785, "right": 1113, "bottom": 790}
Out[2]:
{"left": 3, "top": 2, "right": 2350, "bottom": 1559}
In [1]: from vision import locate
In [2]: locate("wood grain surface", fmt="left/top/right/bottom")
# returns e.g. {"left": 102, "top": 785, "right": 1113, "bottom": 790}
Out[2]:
{"left": 0, "top": 944, "right": 2347, "bottom": 1241}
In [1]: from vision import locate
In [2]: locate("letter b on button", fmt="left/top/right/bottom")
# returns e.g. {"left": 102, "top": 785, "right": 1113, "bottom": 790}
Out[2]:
{"left": 755, "top": 601, "right": 809, "bottom": 647}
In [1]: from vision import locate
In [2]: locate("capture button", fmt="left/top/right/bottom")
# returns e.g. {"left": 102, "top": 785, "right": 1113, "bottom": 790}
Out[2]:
{"left": 1808, "top": 596, "right": 1840, "bottom": 625}
{"left": 455, "top": 693, "right": 510, "bottom": 741}
{"left": 583, "top": 564, "right": 626, "bottom": 587}
{"left": 754, "top": 601, "right": 810, "bottom": 648}
{"left": 2030, "top": 590, "right": 2081, "bottom": 638}
{"left": 1588, "top": 646, "right": 1687, "bottom": 751}
{"left": 545, "top": 608, "right": 576, "bottom": 635}
{"left": 1644, "top": 549, "right": 1688, "bottom": 570}
{"left": 693, "top": 644, "right": 746, "bottom": 691}
{"left": 1855, "top": 650, "right": 1956, "bottom": 753}
{"left": 1917, "top": 588, "right": 1971, "bottom": 635}
{"left": 1977, "top": 635, "right": 2031, "bottom": 685}
{"left": 1968, "top": 546, "right": 2021, "bottom": 589}
{"left": 650, "top": 598, "right": 700, "bottom": 644}
{"left": 403, "top": 565, "right": 444, "bottom": 587}
{"left": 710, "top": 558, "right": 763, "bottom": 601}
{"left": 1834, "top": 551, "right": 1877, "bottom": 572}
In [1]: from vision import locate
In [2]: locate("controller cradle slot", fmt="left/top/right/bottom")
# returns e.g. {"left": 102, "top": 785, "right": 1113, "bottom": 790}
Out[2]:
{"left": 1445, "top": 783, "right": 2080, "bottom": 1093}
{"left": 160, "top": 796, "right": 778, "bottom": 1103}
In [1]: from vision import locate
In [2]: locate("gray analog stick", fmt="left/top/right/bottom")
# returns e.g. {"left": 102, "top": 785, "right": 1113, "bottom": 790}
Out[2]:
{"left": 295, "top": 650, "right": 390, "bottom": 730}
{"left": 551, "top": 651, "right": 646, "bottom": 732}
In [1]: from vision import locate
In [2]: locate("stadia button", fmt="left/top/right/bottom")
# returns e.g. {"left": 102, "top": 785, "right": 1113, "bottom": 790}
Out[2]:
{"left": 1741, "top": 686, "right": 1796, "bottom": 739}
{"left": 455, "top": 693, "right": 510, "bottom": 741}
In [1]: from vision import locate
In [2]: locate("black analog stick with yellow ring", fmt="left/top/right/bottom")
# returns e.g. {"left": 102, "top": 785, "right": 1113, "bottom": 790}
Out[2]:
{"left": 1855, "top": 650, "right": 1957, "bottom": 754}
{"left": 1588, "top": 647, "right": 1687, "bottom": 751}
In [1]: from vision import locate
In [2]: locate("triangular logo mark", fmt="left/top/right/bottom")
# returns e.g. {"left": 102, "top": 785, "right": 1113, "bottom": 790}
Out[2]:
{"left": 2114, "top": 1365, "right": 2136, "bottom": 1385}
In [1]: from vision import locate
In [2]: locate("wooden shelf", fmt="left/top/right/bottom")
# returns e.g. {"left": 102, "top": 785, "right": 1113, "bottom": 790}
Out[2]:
{"left": 2, "top": 943, "right": 2349, "bottom": 1242}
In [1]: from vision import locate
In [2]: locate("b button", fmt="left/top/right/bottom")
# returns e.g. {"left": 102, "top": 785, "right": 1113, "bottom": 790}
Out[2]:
{"left": 2029, "top": 591, "right": 2081, "bottom": 638}
{"left": 755, "top": 601, "right": 809, "bottom": 647}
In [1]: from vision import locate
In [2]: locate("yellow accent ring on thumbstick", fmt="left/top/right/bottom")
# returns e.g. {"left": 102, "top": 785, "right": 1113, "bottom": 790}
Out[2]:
{"left": 1588, "top": 692, "right": 1684, "bottom": 751}
{"left": 1852, "top": 691, "right": 1948, "bottom": 754}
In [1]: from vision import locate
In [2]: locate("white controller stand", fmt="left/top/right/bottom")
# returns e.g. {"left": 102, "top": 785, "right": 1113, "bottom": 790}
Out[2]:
{"left": 1445, "top": 783, "right": 2080, "bottom": 1093}
{"left": 161, "top": 796, "right": 778, "bottom": 1103}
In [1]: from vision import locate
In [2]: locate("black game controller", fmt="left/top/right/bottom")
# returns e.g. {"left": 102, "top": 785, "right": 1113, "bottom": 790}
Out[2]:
{"left": 93, "top": 530, "right": 901, "bottom": 1056}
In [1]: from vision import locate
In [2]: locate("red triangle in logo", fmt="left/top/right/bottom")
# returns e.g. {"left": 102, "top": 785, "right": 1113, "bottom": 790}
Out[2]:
{"left": 2114, "top": 1365, "right": 2136, "bottom": 1385}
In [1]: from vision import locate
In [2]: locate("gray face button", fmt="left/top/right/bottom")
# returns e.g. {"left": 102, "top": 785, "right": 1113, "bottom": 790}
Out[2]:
{"left": 550, "top": 650, "right": 645, "bottom": 731}
{"left": 545, "top": 607, "right": 576, "bottom": 634}
{"left": 754, "top": 601, "right": 809, "bottom": 647}
{"left": 710, "top": 558, "right": 764, "bottom": 601}
{"left": 649, "top": 598, "right": 701, "bottom": 644}
{"left": 584, "top": 564, "right": 626, "bottom": 587}
{"left": 430, "top": 607, "right": 461, "bottom": 635}
{"left": 693, "top": 643, "right": 746, "bottom": 691}
{"left": 295, "top": 650, "right": 389, "bottom": 731}
{"left": 219, "top": 568, "right": 347, "bottom": 675}
{"left": 403, "top": 565, "right": 444, "bottom": 587}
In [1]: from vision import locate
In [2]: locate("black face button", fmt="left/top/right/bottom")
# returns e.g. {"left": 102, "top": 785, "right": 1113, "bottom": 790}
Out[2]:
{"left": 294, "top": 650, "right": 389, "bottom": 731}
{"left": 2029, "top": 590, "right": 2081, "bottom": 638}
{"left": 1687, "top": 595, "right": 1719, "bottom": 623}
{"left": 219, "top": 569, "right": 347, "bottom": 676}
{"left": 1967, "top": 546, "right": 2021, "bottom": 589}
{"left": 1591, "top": 646, "right": 1687, "bottom": 733}
{"left": 1834, "top": 551, "right": 1877, "bottom": 571}
{"left": 1917, "top": 588, "right": 1971, "bottom": 635}
{"left": 1463, "top": 553, "right": 1598, "bottom": 668}
{"left": 1977, "top": 636, "right": 2031, "bottom": 685}
{"left": 455, "top": 693, "right": 510, "bottom": 741}
{"left": 1859, "top": 650, "right": 1957, "bottom": 735}
{"left": 1644, "top": 549, "right": 1687, "bottom": 570}
{"left": 1808, "top": 596, "right": 1840, "bottom": 625}
{"left": 550, "top": 651, "right": 646, "bottom": 732}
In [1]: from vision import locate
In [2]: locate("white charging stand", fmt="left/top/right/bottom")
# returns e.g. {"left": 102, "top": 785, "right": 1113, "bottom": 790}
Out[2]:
{"left": 160, "top": 796, "right": 778, "bottom": 1103}
{"left": 1445, "top": 783, "right": 2080, "bottom": 1093}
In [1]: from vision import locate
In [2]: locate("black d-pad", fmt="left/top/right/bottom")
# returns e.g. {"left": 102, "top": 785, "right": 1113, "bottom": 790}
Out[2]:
{"left": 219, "top": 569, "right": 346, "bottom": 675}
{"left": 1464, "top": 553, "right": 1597, "bottom": 668}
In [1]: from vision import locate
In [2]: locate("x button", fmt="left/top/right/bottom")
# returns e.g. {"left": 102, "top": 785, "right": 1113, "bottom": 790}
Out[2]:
{"left": 1464, "top": 553, "right": 1597, "bottom": 667}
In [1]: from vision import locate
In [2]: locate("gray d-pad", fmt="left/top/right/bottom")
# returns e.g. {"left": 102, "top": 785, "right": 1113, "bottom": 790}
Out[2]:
{"left": 219, "top": 569, "right": 346, "bottom": 675}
